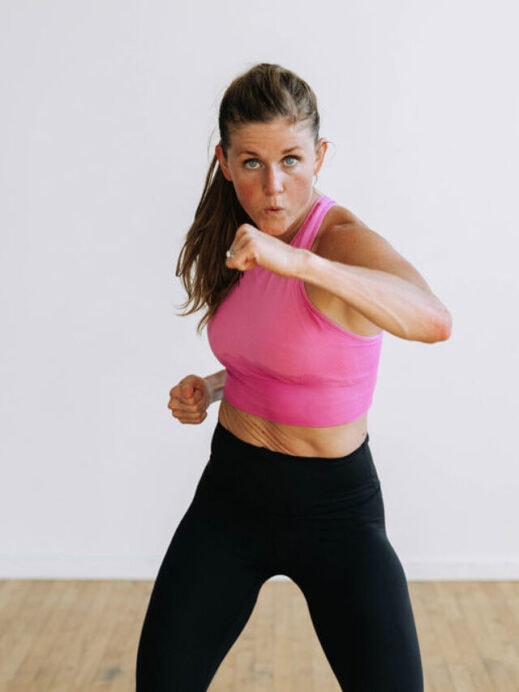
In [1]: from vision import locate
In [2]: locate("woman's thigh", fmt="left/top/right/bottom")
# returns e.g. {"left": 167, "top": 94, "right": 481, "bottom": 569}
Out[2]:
{"left": 292, "top": 516, "right": 423, "bottom": 691}
{"left": 136, "top": 489, "right": 270, "bottom": 691}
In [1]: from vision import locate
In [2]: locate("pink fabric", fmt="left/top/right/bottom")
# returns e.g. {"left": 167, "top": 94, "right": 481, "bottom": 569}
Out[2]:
{"left": 207, "top": 195, "right": 383, "bottom": 427}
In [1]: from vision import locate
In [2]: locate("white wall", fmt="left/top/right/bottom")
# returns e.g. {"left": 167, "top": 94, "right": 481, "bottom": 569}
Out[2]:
{"left": 1, "top": 0, "right": 517, "bottom": 580}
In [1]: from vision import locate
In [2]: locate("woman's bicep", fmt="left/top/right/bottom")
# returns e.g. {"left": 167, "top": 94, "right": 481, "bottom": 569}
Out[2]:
{"left": 317, "top": 223, "right": 432, "bottom": 292}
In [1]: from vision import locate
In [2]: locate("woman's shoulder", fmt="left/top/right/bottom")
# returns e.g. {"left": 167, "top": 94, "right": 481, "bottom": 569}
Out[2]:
{"left": 315, "top": 201, "right": 383, "bottom": 264}
{"left": 323, "top": 201, "right": 366, "bottom": 226}
{"left": 316, "top": 200, "right": 429, "bottom": 284}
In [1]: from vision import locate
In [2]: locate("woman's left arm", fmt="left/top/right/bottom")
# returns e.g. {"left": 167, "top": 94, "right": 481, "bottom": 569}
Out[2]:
{"left": 300, "top": 223, "right": 452, "bottom": 343}
{"left": 226, "top": 220, "right": 452, "bottom": 343}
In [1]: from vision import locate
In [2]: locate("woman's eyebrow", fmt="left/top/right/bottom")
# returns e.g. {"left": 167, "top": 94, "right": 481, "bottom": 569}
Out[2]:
{"left": 238, "top": 146, "right": 302, "bottom": 157}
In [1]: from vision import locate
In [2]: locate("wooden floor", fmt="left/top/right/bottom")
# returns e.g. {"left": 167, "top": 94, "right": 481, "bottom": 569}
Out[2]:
{"left": 0, "top": 579, "right": 518, "bottom": 691}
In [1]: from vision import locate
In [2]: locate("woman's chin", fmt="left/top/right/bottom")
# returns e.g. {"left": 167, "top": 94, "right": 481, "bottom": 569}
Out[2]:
{"left": 257, "top": 220, "right": 290, "bottom": 237}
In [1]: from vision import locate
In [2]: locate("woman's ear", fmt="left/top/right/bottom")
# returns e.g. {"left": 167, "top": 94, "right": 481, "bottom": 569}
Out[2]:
{"left": 215, "top": 144, "right": 233, "bottom": 181}
{"left": 314, "top": 138, "right": 328, "bottom": 175}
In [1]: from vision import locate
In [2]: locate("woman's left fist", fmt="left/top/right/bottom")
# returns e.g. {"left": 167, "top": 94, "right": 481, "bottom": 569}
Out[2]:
{"left": 225, "top": 224, "right": 305, "bottom": 277}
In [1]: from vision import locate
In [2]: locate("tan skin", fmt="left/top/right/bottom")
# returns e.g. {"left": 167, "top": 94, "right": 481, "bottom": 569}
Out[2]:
{"left": 168, "top": 118, "right": 452, "bottom": 458}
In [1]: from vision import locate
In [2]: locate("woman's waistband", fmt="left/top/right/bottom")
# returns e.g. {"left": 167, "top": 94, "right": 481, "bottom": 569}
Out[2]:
{"left": 199, "top": 423, "right": 380, "bottom": 515}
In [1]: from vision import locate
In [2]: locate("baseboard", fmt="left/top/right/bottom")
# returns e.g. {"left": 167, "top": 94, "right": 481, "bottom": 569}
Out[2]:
{"left": 404, "top": 561, "right": 519, "bottom": 581}
{"left": 0, "top": 555, "right": 160, "bottom": 580}
{"left": 1, "top": 556, "right": 518, "bottom": 581}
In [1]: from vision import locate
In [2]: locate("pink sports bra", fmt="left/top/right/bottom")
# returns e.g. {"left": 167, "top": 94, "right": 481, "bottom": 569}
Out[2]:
{"left": 207, "top": 195, "right": 383, "bottom": 427}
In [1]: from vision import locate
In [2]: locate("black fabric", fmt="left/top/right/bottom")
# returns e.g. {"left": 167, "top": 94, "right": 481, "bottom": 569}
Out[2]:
{"left": 136, "top": 424, "right": 423, "bottom": 691}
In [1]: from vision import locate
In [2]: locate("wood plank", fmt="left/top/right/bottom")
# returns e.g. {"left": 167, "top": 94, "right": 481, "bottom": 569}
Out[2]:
{"left": 1, "top": 579, "right": 518, "bottom": 691}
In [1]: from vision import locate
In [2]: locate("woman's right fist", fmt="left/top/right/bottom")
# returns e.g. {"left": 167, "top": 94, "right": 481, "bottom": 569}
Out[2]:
{"left": 167, "top": 374, "right": 211, "bottom": 425}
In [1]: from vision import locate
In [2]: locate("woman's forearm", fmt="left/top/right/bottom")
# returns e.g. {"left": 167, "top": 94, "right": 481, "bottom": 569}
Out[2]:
{"left": 298, "top": 251, "right": 452, "bottom": 343}
{"left": 204, "top": 369, "right": 227, "bottom": 404}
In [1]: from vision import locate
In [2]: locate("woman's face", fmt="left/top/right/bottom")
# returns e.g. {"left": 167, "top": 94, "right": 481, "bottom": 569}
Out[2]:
{"left": 216, "top": 118, "right": 327, "bottom": 241}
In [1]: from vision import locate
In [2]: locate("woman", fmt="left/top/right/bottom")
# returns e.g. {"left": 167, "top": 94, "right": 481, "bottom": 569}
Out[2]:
{"left": 136, "top": 63, "right": 451, "bottom": 691}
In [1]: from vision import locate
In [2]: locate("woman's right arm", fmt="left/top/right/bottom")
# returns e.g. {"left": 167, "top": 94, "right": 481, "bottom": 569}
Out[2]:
{"left": 167, "top": 370, "right": 226, "bottom": 424}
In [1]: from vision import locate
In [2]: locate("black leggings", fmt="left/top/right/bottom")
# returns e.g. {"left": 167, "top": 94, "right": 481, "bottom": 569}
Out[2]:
{"left": 136, "top": 424, "right": 423, "bottom": 691}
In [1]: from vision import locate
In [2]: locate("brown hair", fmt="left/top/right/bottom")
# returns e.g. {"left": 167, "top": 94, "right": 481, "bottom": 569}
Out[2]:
{"left": 176, "top": 63, "right": 321, "bottom": 330}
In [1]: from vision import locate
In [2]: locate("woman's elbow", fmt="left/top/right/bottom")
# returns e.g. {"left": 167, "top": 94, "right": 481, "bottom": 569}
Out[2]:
{"left": 421, "top": 305, "right": 453, "bottom": 343}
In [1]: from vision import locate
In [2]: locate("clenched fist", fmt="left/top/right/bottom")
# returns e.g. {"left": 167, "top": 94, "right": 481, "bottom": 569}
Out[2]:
{"left": 167, "top": 374, "right": 211, "bottom": 425}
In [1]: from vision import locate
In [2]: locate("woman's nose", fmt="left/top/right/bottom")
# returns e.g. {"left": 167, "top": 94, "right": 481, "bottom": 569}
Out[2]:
{"left": 263, "top": 166, "right": 284, "bottom": 195}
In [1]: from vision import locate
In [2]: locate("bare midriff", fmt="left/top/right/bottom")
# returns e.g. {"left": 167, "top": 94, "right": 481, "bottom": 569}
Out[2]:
{"left": 218, "top": 398, "right": 368, "bottom": 459}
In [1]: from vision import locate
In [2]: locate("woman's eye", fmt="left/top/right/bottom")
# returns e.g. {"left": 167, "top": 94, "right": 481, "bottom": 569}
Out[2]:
{"left": 284, "top": 156, "right": 298, "bottom": 167}
{"left": 244, "top": 159, "right": 260, "bottom": 169}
